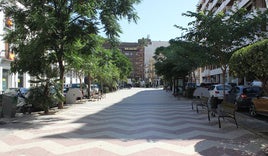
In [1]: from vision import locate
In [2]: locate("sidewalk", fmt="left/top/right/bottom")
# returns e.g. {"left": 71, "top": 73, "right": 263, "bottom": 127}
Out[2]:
{"left": 0, "top": 88, "right": 267, "bottom": 156}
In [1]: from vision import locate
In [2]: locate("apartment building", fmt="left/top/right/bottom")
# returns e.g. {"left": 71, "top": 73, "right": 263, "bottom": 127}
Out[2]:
{"left": 0, "top": 3, "right": 33, "bottom": 92}
{"left": 196, "top": 0, "right": 267, "bottom": 85}
{"left": 144, "top": 41, "right": 169, "bottom": 86}
{"left": 119, "top": 42, "right": 145, "bottom": 81}
{"left": 0, "top": 2, "right": 82, "bottom": 91}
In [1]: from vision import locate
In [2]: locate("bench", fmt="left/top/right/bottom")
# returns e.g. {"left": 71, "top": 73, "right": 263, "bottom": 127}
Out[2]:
{"left": 211, "top": 100, "right": 238, "bottom": 128}
{"left": 191, "top": 87, "right": 211, "bottom": 121}
{"left": 191, "top": 87, "right": 208, "bottom": 110}
{"left": 191, "top": 96, "right": 201, "bottom": 110}
{"left": 90, "top": 90, "right": 106, "bottom": 101}
{"left": 196, "top": 96, "right": 211, "bottom": 121}
{"left": 192, "top": 88, "right": 238, "bottom": 128}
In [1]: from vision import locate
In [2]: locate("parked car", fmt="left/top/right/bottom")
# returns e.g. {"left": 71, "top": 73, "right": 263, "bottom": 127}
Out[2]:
{"left": 18, "top": 87, "right": 29, "bottom": 96}
{"left": 70, "top": 83, "right": 88, "bottom": 98}
{"left": 249, "top": 90, "right": 268, "bottom": 117}
{"left": 208, "top": 84, "right": 232, "bottom": 100}
{"left": 250, "top": 80, "right": 262, "bottom": 87}
{"left": 90, "top": 84, "right": 100, "bottom": 93}
{"left": 185, "top": 82, "right": 197, "bottom": 89}
{"left": 226, "top": 86, "right": 263, "bottom": 111}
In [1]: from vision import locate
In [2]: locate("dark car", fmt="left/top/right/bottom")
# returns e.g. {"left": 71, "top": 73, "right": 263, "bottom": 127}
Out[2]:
{"left": 200, "top": 82, "right": 216, "bottom": 88}
{"left": 226, "top": 86, "right": 263, "bottom": 111}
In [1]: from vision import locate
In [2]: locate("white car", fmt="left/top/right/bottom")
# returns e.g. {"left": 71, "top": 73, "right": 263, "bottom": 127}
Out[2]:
{"left": 208, "top": 84, "right": 232, "bottom": 100}
{"left": 90, "top": 84, "right": 100, "bottom": 93}
{"left": 250, "top": 80, "right": 262, "bottom": 87}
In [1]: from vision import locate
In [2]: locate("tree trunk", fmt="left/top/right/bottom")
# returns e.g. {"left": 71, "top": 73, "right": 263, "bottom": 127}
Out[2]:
{"left": 58, "top": 59, "right": 65, "bottom": 109}
{"left": 221, "top": 65, "right": 227, "bottom": 101}
{"left": 87, "top": 73, "right": 91, "bottom": 99}
{"left": 44, "top": 108, "right": 49, "bottom": 115}
{"left": 192, "top": 71, "right": 196, "bottom": 83}
{"left": 44, "top": 84, "right": 50, "bottom": 114}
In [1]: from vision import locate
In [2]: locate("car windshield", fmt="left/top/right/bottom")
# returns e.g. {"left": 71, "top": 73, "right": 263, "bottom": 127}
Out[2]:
{"left": 216, "top": 85, "right": 231, "bottom": 90}
{"left": 71, "top": 84, "right": 86, "bottom": 89}
{"left": 243, "top": 87, "right": 262, "bottom": 94}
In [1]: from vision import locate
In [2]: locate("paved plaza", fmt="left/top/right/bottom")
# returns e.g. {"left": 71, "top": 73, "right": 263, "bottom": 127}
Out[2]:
{"left": 0, "top": 88, "right": 267, "bottom": 156}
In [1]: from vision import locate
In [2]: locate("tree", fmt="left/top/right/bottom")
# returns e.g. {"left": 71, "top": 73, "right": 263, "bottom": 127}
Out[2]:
{"left": 1, "top": 0, "right": 140, "bottom": 108}
{"left": 178, "top": 8, "right": 268, "bottom": 97}
{"left": 229, "top": 39, "right": 268, "bottom": 93}
{"left": 154, "top": 40, "right": 207, "bottom": 80}
{"left": 67, "top": 35, "right": 132, "bottom": 96}
{"left": 111, "top": 48, "right": 133, "bottom": 81}
{"left": 154, "top": 39, "right": 207, "bottom": 95}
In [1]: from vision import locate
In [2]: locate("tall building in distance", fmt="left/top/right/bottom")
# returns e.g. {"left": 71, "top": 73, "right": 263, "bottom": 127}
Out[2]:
{"left": 144, "top": 41, "right": 169, "bottom": 86}
{"left": 119, "top": 42, "right": 145, "bottom": 81}
{"left": 118, "top": 41, "right": 169, "bottom": 86}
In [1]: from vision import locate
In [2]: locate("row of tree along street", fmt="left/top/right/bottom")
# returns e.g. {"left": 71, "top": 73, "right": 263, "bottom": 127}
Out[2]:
{"left": 0, "top": 0, "right": 141, "bottom": 114}
{"left": 154, "top": 8, "right": 268, "bottom": 96}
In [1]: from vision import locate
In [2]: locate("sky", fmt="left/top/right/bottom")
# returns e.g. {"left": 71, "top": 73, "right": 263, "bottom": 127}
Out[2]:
{"left": 117, "top": 0, "right": 198, "bottom": 42}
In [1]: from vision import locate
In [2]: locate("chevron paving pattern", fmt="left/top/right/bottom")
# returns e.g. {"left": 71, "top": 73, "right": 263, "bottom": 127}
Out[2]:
{"left": 0, "top": 88, "right": 267, "bottom": 156}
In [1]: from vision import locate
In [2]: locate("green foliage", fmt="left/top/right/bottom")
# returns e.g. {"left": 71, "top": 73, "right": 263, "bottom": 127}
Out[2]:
{"left": 27, "top": 78, "right": 64, "bottom": 114}
{"left": 1, "top": 0, "right": 140, "bottom": 107}
{"left": 154, "top": 39, "right": 207, "bottom": 81}
{"left": 177, "top": 8, "right": 268, "bottom": 86}
{"left": 230, "top": 39, "right": 268, "bottom": 92}
{"left": 65, "top": 35, "right": 132, "bottom": 93}
{"left": 111, "top": 48, "right": 133, "bottom": 80}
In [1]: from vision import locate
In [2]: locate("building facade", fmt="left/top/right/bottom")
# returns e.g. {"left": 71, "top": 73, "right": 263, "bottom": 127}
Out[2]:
{"left": 119, "top": 42, "right": 145, "bottom": 81}
{"left": 0, "top": 3, "right": 32, "bottom": 93}
{"left": 196, "top": 0, "right": 267, "bottom": 85}
{"left": 144, "top": 41, "right": 169, "bottom": 86}
{"left": 0, "top": 3, "right": 81, "bottom": 92}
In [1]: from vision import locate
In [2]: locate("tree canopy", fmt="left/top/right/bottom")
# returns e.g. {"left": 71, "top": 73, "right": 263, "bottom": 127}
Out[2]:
{"left": 1, "top": 0, "right": 140, "bottom": 108}
{"left": 154, "top": 39, "right": 207, "bottom": 82}
{"left": 229, "top": 39, "right": 268, "bottom": 93}
{"left": 177, "top": 8, "right": 268, "bottom": 85}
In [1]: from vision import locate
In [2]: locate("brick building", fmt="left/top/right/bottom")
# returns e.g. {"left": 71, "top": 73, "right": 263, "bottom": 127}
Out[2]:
{"left": 118, "top": 42, "right": 145, "bottom": 81}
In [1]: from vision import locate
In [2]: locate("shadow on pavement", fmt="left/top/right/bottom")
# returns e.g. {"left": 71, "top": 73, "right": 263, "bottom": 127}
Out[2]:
{"left": 2, "top": 88, "right": 266, "bottom": 155}
{"left": 40, "top": 88, "right": 267, "bottom": 155}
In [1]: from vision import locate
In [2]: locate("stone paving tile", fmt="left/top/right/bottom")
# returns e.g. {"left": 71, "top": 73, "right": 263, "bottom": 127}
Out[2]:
{"left": 0, "top": 88, "right": 267, "bottom": 156}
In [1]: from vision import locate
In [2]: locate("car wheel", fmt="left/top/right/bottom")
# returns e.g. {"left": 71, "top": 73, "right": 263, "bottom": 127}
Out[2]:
{"left": 249, "top": 104, "right": 257, "bottom": 116}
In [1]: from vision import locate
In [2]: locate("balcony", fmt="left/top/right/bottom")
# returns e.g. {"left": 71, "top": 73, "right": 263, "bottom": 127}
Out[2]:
{"left": 235, "top": 0, "right": 251, "bottom": 9}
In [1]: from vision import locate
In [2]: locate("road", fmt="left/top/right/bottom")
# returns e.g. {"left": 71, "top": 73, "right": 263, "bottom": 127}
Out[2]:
{"left": 0, "top": 88, "right": 267, "bottom": 156}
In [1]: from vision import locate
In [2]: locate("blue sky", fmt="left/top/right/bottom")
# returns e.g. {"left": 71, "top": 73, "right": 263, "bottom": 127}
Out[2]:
{"left": 118, "top": 1, "right": 198, "bottom": 42}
